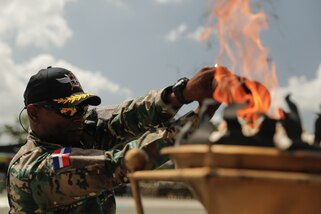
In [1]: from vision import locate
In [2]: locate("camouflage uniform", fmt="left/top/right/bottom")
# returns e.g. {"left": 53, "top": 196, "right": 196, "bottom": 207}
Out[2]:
{"left": 7, "top": 89, "right": 199, "bottom": 214}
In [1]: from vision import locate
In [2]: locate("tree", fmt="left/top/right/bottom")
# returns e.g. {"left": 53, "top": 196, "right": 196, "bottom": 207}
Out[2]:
{"left": 0, "top": 115, "right": 29, "bottom": 144}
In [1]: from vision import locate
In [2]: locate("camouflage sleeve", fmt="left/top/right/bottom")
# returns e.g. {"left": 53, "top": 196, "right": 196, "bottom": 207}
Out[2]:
{"left": 107, "top": 89, "right": 178, "bottom": 138}
{"left": 81, "top": 88, "right": 200, "bottom": 170}
{"left": 111, "top": 110, "right": 200, "bottom": 170}
{"left": 83, "top": 89, "right": 180, "bottom": 150}
{"left": 29, "top": 147, "right": 125, "bottom": 209}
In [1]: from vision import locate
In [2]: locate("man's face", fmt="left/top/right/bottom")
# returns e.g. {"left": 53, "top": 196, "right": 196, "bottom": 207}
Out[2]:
{"left": 34, "top": 105, "right": 85, "bottom": 146}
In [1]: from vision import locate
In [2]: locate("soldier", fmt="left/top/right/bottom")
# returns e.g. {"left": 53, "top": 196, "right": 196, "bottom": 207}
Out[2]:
{"left": 7, "top": 66, "right": 219, "bottom": 213}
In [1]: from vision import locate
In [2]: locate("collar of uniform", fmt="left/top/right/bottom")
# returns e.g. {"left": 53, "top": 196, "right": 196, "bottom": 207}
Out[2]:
{"left": 27, "top": 131, "right": 64, "bottom": 150}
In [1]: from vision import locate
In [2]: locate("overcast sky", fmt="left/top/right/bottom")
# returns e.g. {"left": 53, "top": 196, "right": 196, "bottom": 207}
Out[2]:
{"left": 0, "top": 0, "right": 321, "bottom": 142}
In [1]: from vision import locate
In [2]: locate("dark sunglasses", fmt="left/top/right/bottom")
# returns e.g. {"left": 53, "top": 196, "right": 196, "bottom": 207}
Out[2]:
{"left": 33, "top": 103, "right": 89, "bottom": 118}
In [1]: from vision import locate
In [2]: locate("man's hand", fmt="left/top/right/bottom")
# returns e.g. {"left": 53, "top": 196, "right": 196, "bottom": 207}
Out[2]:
{"left": 166, "top": 66, "right": 221, "bottom": 115}
{"left": 184, "top": 66, "right": 217, "bottom": 104}
{"left": 186, "top": 67, "right": 221, "bottom": 119}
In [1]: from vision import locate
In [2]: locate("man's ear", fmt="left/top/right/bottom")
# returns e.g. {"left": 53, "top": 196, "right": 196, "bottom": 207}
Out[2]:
{"left": 26, "top": 105, "right": 39, "bottom": 122}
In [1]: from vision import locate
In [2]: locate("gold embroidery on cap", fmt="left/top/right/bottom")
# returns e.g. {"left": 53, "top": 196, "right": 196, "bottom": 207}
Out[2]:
{"left": 53, "top": 93, "right": 92, "bottom": 104}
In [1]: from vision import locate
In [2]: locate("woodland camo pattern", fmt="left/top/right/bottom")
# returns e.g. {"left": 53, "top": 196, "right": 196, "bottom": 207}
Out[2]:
{"left": 7, "top": 89, "right": 199, "bottom": 214}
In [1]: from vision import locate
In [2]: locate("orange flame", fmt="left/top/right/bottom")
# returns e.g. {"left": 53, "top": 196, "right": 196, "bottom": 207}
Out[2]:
{"left": 202, "top": 0, "right": 280, "bottom": 125}
{"left": 213, "top": 65, "right": 271, "bottom": 126}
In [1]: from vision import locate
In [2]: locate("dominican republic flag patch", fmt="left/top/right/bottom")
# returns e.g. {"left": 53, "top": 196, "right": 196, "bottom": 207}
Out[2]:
{"left": 51, "top": 148, "right": 72, "bottom": 170}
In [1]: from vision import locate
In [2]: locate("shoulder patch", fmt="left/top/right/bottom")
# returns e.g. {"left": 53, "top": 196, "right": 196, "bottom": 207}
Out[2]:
{"left": 51, "top": 147, "right": 72, "bottom": 170}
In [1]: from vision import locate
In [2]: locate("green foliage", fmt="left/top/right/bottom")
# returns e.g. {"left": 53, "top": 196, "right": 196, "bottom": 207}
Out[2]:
{"left": 0, "top": 115, "right": 29, "bottom": 144}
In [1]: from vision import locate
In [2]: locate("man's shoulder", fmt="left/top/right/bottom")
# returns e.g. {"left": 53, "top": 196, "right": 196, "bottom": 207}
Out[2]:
{"left": 9, "top": 140, "right": 50, "bottom": 175}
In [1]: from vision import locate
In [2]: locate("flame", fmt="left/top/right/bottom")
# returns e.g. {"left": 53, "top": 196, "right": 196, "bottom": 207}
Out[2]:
{"left": 278, "top": 108, "right": 285, "bottom": 120}
{"left": 213, "top": 65, "right": 271, "bottom": 126}
{"left": 202, "top": 0, "right": 280, "bottom": 126}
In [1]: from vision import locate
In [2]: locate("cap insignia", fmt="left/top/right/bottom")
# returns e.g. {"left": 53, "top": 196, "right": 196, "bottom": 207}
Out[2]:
{"left": 56, "top": 73, "right": 81, "bottom": 90}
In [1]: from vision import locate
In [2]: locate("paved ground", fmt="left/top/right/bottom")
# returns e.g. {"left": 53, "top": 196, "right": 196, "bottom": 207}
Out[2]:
{"left": 116, "top": 197, "right": 205, "bottom": 214}
{"left": 0, "top": 193, "right": 205, "bottom": 214}
{"left": 0, "top": 193, "right": 8, "bottom": 214}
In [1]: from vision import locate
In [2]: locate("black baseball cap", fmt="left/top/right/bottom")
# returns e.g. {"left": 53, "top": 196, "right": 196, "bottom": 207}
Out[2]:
{"left": 24, "top": 66, "right": 101, "bottom": 107}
